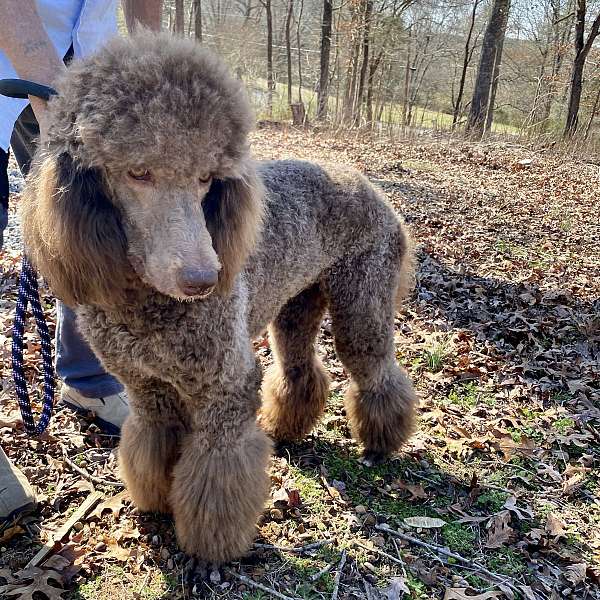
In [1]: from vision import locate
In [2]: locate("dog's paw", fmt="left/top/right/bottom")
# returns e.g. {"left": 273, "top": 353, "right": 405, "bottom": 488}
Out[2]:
{"left": 359, "top": 450, "right": 387, "bottom": 467}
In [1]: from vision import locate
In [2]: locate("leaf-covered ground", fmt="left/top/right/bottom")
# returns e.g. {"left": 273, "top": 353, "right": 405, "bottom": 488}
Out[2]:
{"left": 0, "top": 127, "right": 598, "bottom": 600}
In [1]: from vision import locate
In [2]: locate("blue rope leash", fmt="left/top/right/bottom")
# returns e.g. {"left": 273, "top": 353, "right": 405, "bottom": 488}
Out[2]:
{"left": 0, "top": 78, "right": 58, "bottom": 436}
{"left": 11, "top": 256, "right": 55, "bottom": 436}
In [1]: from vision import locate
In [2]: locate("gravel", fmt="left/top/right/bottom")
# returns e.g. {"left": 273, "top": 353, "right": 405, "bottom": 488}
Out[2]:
{"left": 2, "top": 157, "right": 25, "bottom": 251}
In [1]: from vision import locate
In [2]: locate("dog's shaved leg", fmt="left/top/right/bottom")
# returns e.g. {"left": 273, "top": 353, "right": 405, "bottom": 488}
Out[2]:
{"left": 119, "top": 378, "right": 186, "bottom": 513}
{"left": 260, "top": 282, "right": 330, "bottom": 442}
{"left": 169, "top": 370, "right": 272, "bottom": 563}
{"left": 326, "top": 237, "right": 416, "bottom": 464}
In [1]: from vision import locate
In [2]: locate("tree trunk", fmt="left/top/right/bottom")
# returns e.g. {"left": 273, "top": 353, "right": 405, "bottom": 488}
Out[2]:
{"left": 193, "top": 0, "right": 203, "bottom": 41}
{"left": 317, "top": 0, "right": 333, "bottom": 119}
{"left": 343, "top": 6, "right": 361, "bottom": 122}
{"left": 354, "top": 0, "right": 373, "bottom": 126}
{"left": 453, "top": 0, "right": 481, "bottom": 127}
{"left": 564, "top": 1, "right": 600, "bottom": 136}
{"left": 265, "top": 0, "right": 274, "bottom": 117}
{"left": 584, "top": 84, "right": 600, "bottom": 139}
{"left": 285, "top": 0, "right": 294, "bottom": 106}
{"left": 296, "top": 0, "right": 305, "bottom": 106}
{"left": 366, "top": 49, "right": 383, "bottom": 126}
{"left": 402, "top": 27, "right": 412, "bottom": 129}
{"left": 175, "top": 0, "right": 184, "bottom": 33}
{"left": 466, "top": 0, "right": 511, "bottom": 137}
{"left": 485, "top": 27, "right": 507, "bottom": 132}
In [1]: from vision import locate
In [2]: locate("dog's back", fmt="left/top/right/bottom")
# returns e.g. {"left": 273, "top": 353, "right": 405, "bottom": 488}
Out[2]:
{"left": 245, "top": 159, "right": 409, "bottom": 336}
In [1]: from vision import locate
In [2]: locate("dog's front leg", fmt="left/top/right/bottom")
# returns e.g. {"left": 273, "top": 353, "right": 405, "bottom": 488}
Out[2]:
{"left": 169, "top": 368, "right": 272, "bottom": 563}
{"left": 119, "top": 377, "right": 188, "bottom": 513}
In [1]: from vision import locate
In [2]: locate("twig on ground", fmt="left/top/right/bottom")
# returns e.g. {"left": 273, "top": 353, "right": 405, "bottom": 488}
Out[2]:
{"left": 254, "top": 538, "right": 334, "bottom": 553}
{"left": 331, "top": 548, "right": 347, "bottom": 600}
{"left": 353, "top": 540, "right": 405, "bottom": 568}
{"left": 227, "top": 570, "right": 300, "bottom": 600}
{"left": 375, "top": 524, "right": 524, "bottom": 597}
{"left": 61, "top": 445, "right": 124, "bottom": 488}
{"left": 25, "top": 491, "right": 102, "bottom": 569}
{"left": 310, "top": 561, "right": 336, "bottom": 582}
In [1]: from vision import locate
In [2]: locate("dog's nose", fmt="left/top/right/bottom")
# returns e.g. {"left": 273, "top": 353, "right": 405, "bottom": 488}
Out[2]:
{"left": 176, "top": 267, "right": 218, "bottom": 296}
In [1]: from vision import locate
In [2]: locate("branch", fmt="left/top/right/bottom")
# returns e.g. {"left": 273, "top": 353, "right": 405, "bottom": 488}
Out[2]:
{"left": 375, "top": 524, "right": 531, "bottom": 599}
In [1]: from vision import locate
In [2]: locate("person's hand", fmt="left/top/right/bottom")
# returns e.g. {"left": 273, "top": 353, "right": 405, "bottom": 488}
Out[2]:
{"left": 29, "top": 95, "right": 50, "bottom": 144}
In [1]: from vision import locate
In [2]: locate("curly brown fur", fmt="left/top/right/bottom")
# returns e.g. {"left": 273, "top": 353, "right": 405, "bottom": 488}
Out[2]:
{"left": 21, "top": 32, "right": 417, "bottom": 562}
{"left": 170, "top": 423, "right": 272, "bottom": 562}
{"left": 260, "top": 283, "right": 330, "bottom": 440}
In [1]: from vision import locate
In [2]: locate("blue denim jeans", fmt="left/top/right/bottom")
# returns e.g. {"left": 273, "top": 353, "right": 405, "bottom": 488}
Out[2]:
{"left": 55, "top": 303, "right": 123, "bottom": 397}
{"left": 11, "top": 104, "right": 123, "bottom": 399}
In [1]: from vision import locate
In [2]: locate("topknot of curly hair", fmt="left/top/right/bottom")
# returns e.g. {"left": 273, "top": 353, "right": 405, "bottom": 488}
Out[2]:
{"left": 46, "top": 32, "right": 255, "bottom": 178}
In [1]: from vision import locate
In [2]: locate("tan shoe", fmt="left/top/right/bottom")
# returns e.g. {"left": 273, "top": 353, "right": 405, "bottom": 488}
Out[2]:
{"left": 61, "top": 385, "right": 130, "bottom": 435}
{"left": 0, "top": 446, "right": 36, "bottom": 524}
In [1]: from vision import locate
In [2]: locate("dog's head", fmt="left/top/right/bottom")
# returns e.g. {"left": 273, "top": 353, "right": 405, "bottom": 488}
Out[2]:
{"left": 21, "top": 32, "right": 263, "bottom": 306}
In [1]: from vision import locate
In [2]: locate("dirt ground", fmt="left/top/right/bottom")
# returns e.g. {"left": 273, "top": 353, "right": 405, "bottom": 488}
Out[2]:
{"left": 0, "top": 127, "right": 598, "bottom": 600}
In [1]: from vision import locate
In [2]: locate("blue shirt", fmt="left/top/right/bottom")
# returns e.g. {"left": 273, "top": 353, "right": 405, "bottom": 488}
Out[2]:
{"left": 0, "top": 0, "right": 119, "bottom": 150}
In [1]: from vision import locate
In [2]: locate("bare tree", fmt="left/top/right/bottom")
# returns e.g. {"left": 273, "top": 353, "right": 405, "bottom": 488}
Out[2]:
{"left": 260, "top": 0, "right": 275, "bottom": 116}
{"left": 453, "top": 0, "right": 483, "bottom": 126}
{"left": 466, "top": 0, "right": 511, "bottom": 136}
{"left": 194, "top": 0, "right": 203, "bottom": 41}
{"left": 354, "top": 0, "right": 374, "bottom": 124}
{"left": 317, "top": 0, "right": 333, "bottom": 119}
{"left": 564, "top": 0, "right": 600, "bottom": 136}
{"left": 285, "top": 0, "right": 294, "bottom": 106}
{"left": 175, "top": 0, "right": 185, "bottom": 33}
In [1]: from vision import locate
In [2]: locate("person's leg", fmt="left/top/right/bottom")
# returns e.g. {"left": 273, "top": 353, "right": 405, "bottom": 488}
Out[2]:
{"left": 0, "top": 446, "right": 36, "bottom": 523}
{"left": 11, "top": 106, "right": 127, "bottom": 431}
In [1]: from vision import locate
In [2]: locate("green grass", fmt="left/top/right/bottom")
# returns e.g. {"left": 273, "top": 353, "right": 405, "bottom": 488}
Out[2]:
{"left": 423, "top": 342, "right": 447, "bottom": 373}
{"left": 73, "top": 566, "right": 176, "bottom": 600}
{"left": 249, "top": 77, "right": 520, "bottom": 134}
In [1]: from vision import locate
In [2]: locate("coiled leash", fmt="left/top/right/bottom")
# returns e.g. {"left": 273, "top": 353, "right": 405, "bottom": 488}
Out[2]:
{"left": 1, "top": 78, "right": 58, "bottom": 436}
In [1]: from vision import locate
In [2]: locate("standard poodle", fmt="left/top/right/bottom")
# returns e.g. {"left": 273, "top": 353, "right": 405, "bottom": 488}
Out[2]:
{"left": 21, "top": 32, "right": 417, "bottom": 562}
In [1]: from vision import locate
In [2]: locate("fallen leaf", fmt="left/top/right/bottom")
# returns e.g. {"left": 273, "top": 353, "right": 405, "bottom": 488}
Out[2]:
{"left": 545, "top": 513, "right": 566, "bottom": 542}
{"left": 502, "top": 496, "right": 533, "bottom": 520}
{"left": 89, "top": 491, "right": 129, "bottom": 520}
{"left": 563, "top": 563, "right": 586, "bottom": 586}
{"left": 404, "top": 516, "right": 446, "bottom": 529}
{"left": 0, "top": 525, "right": 24, "bottom": 543}
{"left": 443, "top": 588, "right": 503, "bottom": 600}
{"left": 485, "top": 511, "right": 513, "bottom": 549}
{"left": 382, "top": 576, "right": 410, "bottom": 599}
{"left": 393, "top": 481, "right": 429, "bottom": 500}
{"left": 0, "top": 568, "right": 66, "bottom": 600}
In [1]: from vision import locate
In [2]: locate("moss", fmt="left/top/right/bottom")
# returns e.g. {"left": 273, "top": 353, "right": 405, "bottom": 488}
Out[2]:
{"left": 443, "top": 522, "right": 477, "bottom": 555}
{"left": 406, "top": 574, "right": 428, "bottom": 599}
{"left": 487, "top": 548, "right": 527, "bottom": 576}
{"left": 465, "top": 574, "right": 489, "bottom": 589}
{"left": 476, "top": 490, "right": 508, "bottom": 513}
{"left": 553, "top": 417, "right": 575, "bottom": 434}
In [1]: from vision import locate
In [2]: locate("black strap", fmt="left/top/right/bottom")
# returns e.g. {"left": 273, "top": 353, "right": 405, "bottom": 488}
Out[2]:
{"left": 0, "top": 78, "right": 57, "bottom": 101}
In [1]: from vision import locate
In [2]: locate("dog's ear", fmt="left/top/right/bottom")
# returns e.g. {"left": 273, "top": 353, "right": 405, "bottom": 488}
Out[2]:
{"left": 21, "top": 152, "right": 130, "bottom": 306}
{"left": 203, "top": 172, "right": 264, "bottom": 295}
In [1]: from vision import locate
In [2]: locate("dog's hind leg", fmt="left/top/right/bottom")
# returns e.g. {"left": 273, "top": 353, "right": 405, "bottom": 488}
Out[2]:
{"left": 325, "top": 231, "right": 416, "bottom": 465}
{"left": 260, "top": 282, "right": 330, "bottom": 442}
{"left": 119, "top": 378, "right": 187, "bottom": 513}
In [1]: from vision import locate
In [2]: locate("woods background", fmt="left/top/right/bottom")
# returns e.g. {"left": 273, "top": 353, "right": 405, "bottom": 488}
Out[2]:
{"left": 141, "top": 0, "right": 600, "bottom": 143}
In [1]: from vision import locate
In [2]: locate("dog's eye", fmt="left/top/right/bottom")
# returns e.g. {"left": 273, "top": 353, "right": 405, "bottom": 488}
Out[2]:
{"left": 199, "top": 173, "right": 212, "bottom": 184}
{"left": 128, "top": 168, "right": 152, "bottom": 182}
